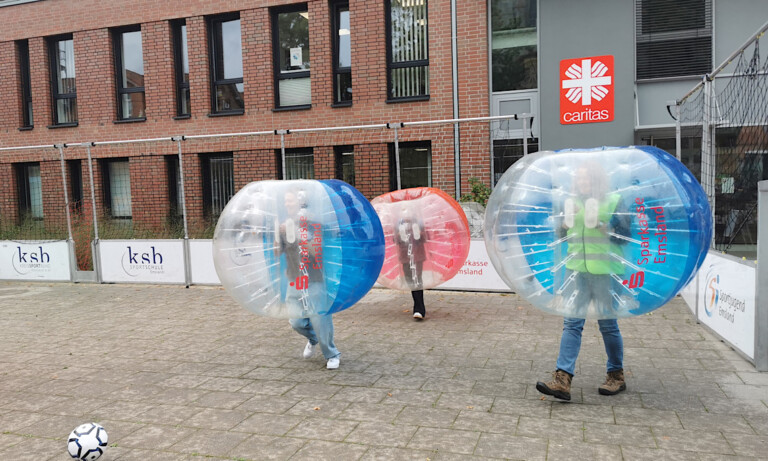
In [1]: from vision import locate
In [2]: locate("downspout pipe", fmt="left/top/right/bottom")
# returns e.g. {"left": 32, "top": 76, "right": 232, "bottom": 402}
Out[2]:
{"left": 451, "top": 0, "right": 460, "bottom": 200}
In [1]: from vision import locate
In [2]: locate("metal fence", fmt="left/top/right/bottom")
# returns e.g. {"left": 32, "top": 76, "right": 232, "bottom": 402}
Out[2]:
{"left": 671, "top": 19, "right": 768, "bottom": 258}
{"left": 0, "top": 114, "right": 533, "bottom": 280}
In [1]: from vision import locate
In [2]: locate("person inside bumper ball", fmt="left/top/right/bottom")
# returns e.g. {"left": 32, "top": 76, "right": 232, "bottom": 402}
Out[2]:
{"left": 536, "top": 161, "right": 632, "bottom": 401}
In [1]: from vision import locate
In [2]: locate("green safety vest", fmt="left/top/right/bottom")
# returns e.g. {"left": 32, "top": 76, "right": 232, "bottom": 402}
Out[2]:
{"left": 565, "top": 194, "right": 624, "bottom": 275}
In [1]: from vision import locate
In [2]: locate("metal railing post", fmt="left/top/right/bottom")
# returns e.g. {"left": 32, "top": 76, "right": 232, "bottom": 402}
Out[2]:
{"left": 56, "top": 145, "right": 74, "bottom": 241}
{"left": 173, "top": 137, "right": 191, "bottom": 287}
{"left": 755, "top": 180, "right": 768, "bottom": 370}
{"left": 84, "top": 143, "right": 102, "bottom": 283}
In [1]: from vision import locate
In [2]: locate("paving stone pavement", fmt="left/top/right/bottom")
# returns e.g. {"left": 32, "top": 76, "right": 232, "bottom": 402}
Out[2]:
{"left": 0, "top": 281, "right": 766, "bottom": 460}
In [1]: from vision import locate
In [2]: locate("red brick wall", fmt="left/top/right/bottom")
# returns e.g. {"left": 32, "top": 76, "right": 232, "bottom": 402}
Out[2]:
{"left": 0, "top": 0, "right": 491, "bottom": 232}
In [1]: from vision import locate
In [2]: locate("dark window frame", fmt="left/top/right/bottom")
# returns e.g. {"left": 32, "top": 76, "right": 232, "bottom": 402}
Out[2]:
{"left": 47, "top": 34, "right": 78, "bottom": 127}
{"left": 166, "top": 155, "right": 184, "bottom": 218}
{"left": 389, "top": 140, "right": 432, "bottom": 191}
{"left": 271, "top": 3, "right": 311, "bottom": 109}
{"left": 67, "top": 159, "right": 83, "bottom": 213}
{"left": 200, "top": 153, "right": 234, "bottom": 220}
{"left": 112, "top": 25, "right": 146, "bottom": 121}
{"left": 207, "top": 13, "right": 244, "bottom": 116}
{"left": 334, "top": 145, "right": 355, "bottom": 186}
{"left": 385, "top": 0, "right": 430, "bottom": 102}
{"left": 15, "top": 162, "right": 42, "bottom": 221}
{"left": 171, "top": 19, "right": 191, "bottom": 118}
{"left": 282, "top": 147, "right": 315, "bottom": 179}
{"left": 100, "top": 158, "right": 132, "bottom": 219}
{"left": 331, "top": 1, "right": 352, "bottom": 106}
{"left": 17, "top": 40, "right": 33, "bottom": 129}
{"left": 635, "top": 0, "right": 712, "bottom": 80}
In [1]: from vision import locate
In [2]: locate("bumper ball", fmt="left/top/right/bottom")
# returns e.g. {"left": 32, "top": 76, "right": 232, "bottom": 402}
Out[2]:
{"left": 484, "top": 146, "right": 711, "bottom": 319}
{"left": 372, "top": 187, "right": 471, "bottom": 291}
{"left": 213, "top": 180, "right": 385, "bottom": 318}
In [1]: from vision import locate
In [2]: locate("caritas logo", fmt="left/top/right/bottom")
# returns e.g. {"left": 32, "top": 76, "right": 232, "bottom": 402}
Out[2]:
{"left": 560, "top": 55, "right": 614, "bottom": 124}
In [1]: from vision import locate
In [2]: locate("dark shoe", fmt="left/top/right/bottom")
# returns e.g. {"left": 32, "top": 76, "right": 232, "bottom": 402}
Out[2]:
{"left": 413, "top": 304, "right": 425, "bottom": 320}
{"left": 536, "top": 370, "right": 572, "bottom": 401}
{"left": 599, "top": 369, "right": 626, "bottom": 395}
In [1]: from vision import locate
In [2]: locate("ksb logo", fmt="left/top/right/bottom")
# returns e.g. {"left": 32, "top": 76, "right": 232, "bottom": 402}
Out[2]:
{"left": 622, "top": 271, "right": 644, "bottom": 289}
{"left": 560, "top": 55, "right": 614, "bottom": 125}
{"left": 291, "top": 275, "right": 309, "bottom": 290}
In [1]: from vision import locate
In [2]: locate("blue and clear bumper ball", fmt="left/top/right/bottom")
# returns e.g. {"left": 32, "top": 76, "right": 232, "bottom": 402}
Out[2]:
{"left": 484, "top": 146, "right": 712, "bottom": 319}
{"left": 213, "top": 180, "right": 385, "bottom": 318}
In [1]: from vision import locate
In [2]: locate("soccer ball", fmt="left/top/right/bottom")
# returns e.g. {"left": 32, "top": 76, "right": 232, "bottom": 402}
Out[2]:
{"left": 67, "top": 423, "right": 108, "bottom": 460}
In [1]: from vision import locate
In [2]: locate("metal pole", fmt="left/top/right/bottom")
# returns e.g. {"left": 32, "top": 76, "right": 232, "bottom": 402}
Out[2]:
{"left": 522, "top": 115, "right": 529, "bottom": 156}
{"left": 450, "top": 0, "right": 460, "bottom": 200}
{"left": 56, "top": 145, "right": 74, "bottom": 241}
{"left": 280, "top": 132, "right": 287, "bottom": 179}
{"left": 85, "top": 143, "right": 100, "bottom": 241}
{"left": 173, "top": 137, "right": 191, "bottom": 288}
{"left": 675, "top": 103, "right": 682, "bottom": 161}
{"left": 394, "top": 126, "right": 401, "bottom": 189}
{"left": 755, "top": 180, "right": 768, "bottom": 370}
{"left": 703, "top": 78, "right": 716, "bottom": 248}
{"left": 84, "top": 143, "right": 102, "bottom": 283}
{"left": 174, "top": 138, "right": 190, "bottom": 240}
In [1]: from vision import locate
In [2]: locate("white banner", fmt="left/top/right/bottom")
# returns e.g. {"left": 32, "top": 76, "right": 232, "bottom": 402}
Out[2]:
{"left": 435, "top": 240, "right": 511, "bottom": 292}
{"left": 190, "top": 240, "right": 221, "bottom": 285}
{"left": 99, "top": 240, "right": 185, "bottom": 284}
{"left": 0, "top": 240, "right": 71, "bottom": 281}
{"left": 679, "top": 277, "right": 698, "bottom": 316}
{"left": 696, "top": 253, "right": 756, "bottom": 359}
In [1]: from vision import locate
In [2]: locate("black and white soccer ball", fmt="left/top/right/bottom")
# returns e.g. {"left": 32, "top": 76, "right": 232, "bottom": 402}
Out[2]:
{"left": 67, "top": 423, "right": 108, "bottom": 460}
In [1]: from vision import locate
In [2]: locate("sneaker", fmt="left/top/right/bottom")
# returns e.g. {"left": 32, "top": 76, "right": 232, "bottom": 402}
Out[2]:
{"left": 302, "top": 341, "right": 316, "bottom": 359}
{"left": 413, "top": 305, "right": 426, "bottom": 320}
{"left": 326, "top": 357, "right": 340, "bottom": 369}
{"left": 599, "top": 369, "right": 626, "bottom": 395}
{"left": 535, "top": 370, "right": 572, "bottom": 401}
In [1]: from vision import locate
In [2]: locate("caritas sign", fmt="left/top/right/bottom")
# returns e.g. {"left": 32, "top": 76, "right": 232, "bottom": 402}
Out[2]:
{"left": 560, "top": 55, "right": 614, "bottom": 124}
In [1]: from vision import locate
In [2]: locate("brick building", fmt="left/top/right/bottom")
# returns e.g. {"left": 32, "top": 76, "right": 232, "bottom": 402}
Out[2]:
{"left": 0, "top": 0, "right": 494, "bottom": 238}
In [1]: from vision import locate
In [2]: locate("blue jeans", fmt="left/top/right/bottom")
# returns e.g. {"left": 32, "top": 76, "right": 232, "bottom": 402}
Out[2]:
{"left": 290, "top": 314, "right": 340, "bottom": 360}
{"left": 555, "top": 317, "right": 623, "bottom": 376}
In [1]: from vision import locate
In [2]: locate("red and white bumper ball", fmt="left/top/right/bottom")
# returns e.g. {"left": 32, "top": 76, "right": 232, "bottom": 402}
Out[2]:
{"left": 372, "top": 187, "right": 471, "bottom": 291}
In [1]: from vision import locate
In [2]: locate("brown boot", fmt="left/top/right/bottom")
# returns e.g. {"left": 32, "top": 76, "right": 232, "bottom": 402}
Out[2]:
{"left": 599, "top": 369, "right": 626, "bottom": 395}
{"left": 536, "top": 370, "right": 572, "bottom": 401}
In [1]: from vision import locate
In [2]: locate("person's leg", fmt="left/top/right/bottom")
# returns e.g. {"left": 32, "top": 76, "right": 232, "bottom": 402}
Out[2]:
{"left": 307, "top": 314, "right": 340, "bottom": 360}
{"left": 289, "top": 317, "right": 318, "bottom": 345}
{"left": 411, "top": 290, "right": 425, "bottom": 319}
{"left": 597, "top": 319, "right": 623, "bottom": 372}
{"left": 598, "top": 318, "right": 626, "bottom": 395}
{"left": 555, "top": 317, "right": 586, "bottom": 376}
{"left": 290, "top": 317, "right": 319, "bottom": 359}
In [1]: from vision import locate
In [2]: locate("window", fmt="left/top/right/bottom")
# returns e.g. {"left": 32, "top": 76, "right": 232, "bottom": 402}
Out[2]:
{"left": 282, "top": 148, "right": 314, "bottom": 179}
{"left": 335, "top": 146, "right": 354, "bottom": 186}
{"left": 332, "top": 2, "right": 351, "bottom": 105}
{"left": 102, "top": 159, "right": 132, "bottom": 218}
{"left": 645, "top": 135, "right": 702, "bottom": 182}
{"left": 67, "top": 160, "right": 83, "bottom": 212}
{"left": 273, "top": 5, "right": 311, "bottom": 108}
{"left": 113, "top": 27, "right": 146, "bottom": 120}
{"left": 47, "top": 35, "right": 77, "bottom": 125}
{"left": 386, "top": 0, "right": 429, "bottom": 100}
{"left": 17, "top": 40, "right": 33, "bottom": 128}
{"left": 636, "top": 0, "right": 712, "bottom": 80}
{"left": 492, "top": 138, "right": 538, "bottom": 185}
{"left": 491, "top": 0, "right": 537, "bottom": 92}
{"left": 390, "top": 141, "right": 431, "bottom": 190}
{"left": 16, "top": 163, "right": 42, "bottom": 219}
{"left": 172, "top": 20, "right": 191, "bottom": 117}
{"left": 201, "top": 154, "right": 234, "bottom": 218}
{"left": 166, "top": 155, "right": 184, "bottom": 217}
{"left": 208, "top": 14, "right": 244, "bottom": 114}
